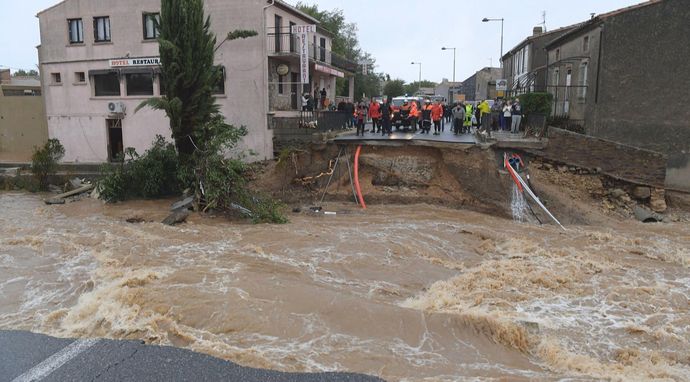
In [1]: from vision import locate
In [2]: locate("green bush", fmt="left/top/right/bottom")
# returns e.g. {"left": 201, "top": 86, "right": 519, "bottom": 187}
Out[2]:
{"left": 31, "top": 139, "right": 65, "bottom": 191}
{"left": 98, "top": 136, "right": 180, "bottom": 201}
{"left": 518, "top": 92, "right": 553, "bottom": 116}
{"left": 176, "top": 116, "right": 286, "bottom": 224}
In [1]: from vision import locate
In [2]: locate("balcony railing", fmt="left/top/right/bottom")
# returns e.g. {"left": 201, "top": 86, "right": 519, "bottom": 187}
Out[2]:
{"left": 267, "top": 33, "right": 358, "bottom": 74}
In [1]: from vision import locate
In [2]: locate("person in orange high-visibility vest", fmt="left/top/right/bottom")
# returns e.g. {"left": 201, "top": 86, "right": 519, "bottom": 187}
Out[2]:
{"left": 431, "top": 100, "right": 444, "bottom": 135}
{"left": 409, "top": 100, "right": 419, "bottom": 132}
{"left": 368, "top": 100, "right": 382, "bottom": 134}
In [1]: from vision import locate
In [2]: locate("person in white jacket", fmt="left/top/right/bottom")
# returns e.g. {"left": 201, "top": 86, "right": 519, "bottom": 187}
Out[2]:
{"left": 502, "top": 101, "right": 512, "bottom": 131}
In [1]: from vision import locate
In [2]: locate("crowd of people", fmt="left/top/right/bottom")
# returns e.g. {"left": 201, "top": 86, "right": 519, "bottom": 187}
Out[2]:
{"left": 342, "top": 97, "right": 524, "bottom": 136}
{"left": 302, "top": 93, "right": 525, "bottom": 137}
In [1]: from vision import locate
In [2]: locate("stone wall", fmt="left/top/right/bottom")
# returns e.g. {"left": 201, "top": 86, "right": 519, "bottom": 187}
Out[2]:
{"left": 528, "top": 128, "right": 667, "bottom": 187}
{"left": 588, "top": 0, "right": 690, "bottom": 190}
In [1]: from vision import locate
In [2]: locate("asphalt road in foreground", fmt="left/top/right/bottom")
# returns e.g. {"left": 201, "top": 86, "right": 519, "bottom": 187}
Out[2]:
{"left": 0, "top": 331, "right": 384, "bottom": 382}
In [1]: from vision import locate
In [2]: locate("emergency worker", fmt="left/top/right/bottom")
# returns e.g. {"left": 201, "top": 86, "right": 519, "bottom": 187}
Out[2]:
{"left": 409, "top": 100, "right": 419, "bottom": 132}
{"left": 431, "top": 100, "right": 444, "bottom": 135}
{"left": 464, "top": 102, "right": 473, "bottom": 134}
{"left": 369, "top": 99, "right": 382, "bottom": 133}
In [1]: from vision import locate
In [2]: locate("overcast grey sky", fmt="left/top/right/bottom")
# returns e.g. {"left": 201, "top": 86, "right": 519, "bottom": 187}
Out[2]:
{"left": 1, "top": 0, "right": 643, "bottom": 83}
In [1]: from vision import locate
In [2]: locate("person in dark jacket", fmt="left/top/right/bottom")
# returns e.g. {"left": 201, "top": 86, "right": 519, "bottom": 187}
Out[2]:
{"left": 380, "top": 98, "right": 393, "bottom": 136}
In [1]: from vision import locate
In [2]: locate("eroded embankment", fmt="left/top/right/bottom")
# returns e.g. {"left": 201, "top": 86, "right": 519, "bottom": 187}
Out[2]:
{"left": 254, "top": 142, "right": 653, "bottom": 226}
{"left": 257, "top": 144, "right": 514, "bottom": 216}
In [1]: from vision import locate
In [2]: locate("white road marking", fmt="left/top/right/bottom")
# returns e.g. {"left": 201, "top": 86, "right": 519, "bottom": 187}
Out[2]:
{"left": 11, "top": 338, "right": 100, "bottom": 382}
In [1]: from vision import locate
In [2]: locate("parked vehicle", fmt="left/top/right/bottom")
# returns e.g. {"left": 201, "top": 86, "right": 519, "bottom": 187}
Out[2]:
{"left": 391, "top": 96, "right": 422, "bottom": 131}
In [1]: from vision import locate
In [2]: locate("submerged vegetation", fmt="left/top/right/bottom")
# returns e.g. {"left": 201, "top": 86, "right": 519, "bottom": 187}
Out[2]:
{"left": 31, "top": 139, "right": 65, "bottom": 191}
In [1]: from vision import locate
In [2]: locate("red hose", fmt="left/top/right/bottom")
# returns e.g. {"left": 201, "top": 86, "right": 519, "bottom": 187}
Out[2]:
{"left": 353, "top": 145, "right": 367, "bottom": 209}
{"left": 505, "top": 158, "right": 524, "bottom": 192}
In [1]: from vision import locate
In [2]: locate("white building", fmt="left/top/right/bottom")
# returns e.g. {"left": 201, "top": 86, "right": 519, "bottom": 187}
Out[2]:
{"left": 37, "top": 0, "right": 356, "bottom": 163}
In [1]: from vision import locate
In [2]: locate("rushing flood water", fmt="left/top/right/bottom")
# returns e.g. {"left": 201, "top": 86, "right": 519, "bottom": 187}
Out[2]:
{"left": 0, "top": 192, "right": 688, "bottom": 381}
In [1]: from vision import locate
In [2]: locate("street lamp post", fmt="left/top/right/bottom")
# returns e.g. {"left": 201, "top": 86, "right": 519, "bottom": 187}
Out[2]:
{"left": 441, "top": 47, "right": 456, "bottom": 83}
{"left": 482, "top": 18, "right": 504, "bottom": 67}
{"left": 411, "top": 61, "right": 422, "bottom": 94}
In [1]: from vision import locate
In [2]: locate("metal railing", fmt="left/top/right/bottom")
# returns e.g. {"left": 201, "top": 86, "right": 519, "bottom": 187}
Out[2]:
{"left": 300, "top": 110, "right": 351, "bottom": 132}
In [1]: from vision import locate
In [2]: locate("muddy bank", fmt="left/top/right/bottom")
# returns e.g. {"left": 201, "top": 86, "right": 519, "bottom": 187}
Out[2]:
{"left": 253, "top": 143, "right": 689, "bottom": 226}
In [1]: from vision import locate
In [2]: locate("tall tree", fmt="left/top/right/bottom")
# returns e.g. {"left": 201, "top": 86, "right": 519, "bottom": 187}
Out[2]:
{"left": 12, "top": 69, "right": 39, "bottom": 77}
{"left": 383, "top": 79, "right": 405, "bottom": 98}
{"left": 138, "top": 0, "right": 220, "bottom": 162}
{"left": 404, "top": 80, "right": 438, "bottom": 96}
{"left": 296, "top": 2, "right": 382, "bottom": 100}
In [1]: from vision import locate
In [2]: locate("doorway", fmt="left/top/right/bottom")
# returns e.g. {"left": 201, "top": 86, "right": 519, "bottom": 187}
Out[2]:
{"left": 106, "top": 119, "right": 124, "bottom": 161}
{"left": 291, "top": 72, "right": 300, "bottom": 110}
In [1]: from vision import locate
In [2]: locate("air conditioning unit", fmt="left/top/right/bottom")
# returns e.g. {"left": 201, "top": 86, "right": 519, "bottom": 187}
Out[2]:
{"left": 107, "top": 101, "right": 126, "bottom": 114}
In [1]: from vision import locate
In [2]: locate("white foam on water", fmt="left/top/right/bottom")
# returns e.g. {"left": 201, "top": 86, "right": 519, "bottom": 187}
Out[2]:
{"left": 511, "top": 183, "right": 528, "bottom": 222}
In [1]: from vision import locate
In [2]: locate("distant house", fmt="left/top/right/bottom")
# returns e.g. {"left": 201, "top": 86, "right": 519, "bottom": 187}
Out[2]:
{"left": 501, "top": 24, "right": 581, "bottom": 97}
{"left": 0, "top": 69, "right": 41, "bottom": 97}
{"left": 545, "top": 0, "right": 690, "bottom": 191}
{"left": 37, "top": 0, "right": 356, "bottom": 163}
{"left": 434, "top": 79, "right": 463, "bottom": 103}
{"left": 460, "top": 67, "right": 502, "bottom": 102}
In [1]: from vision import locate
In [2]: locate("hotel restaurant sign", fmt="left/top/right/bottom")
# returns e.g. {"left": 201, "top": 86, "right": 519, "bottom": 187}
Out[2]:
{"left": 109, "top": 57, "right": 161, "bottom": 67}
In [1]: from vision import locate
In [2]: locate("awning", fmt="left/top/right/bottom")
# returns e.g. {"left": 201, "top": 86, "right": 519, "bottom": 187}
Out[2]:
{"left": 314, "top": 63, "right": 344, "bottom": 78}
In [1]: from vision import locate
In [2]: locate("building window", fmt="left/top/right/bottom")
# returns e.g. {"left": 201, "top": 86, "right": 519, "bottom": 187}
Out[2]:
{"left": 93, "top": 72, "right": 120, "bottom": 96}
{"left": 126, "top": 73, "right": 154, "bottom": 96}
{"left": 319, "top": 37, "right": 326, "bottom": 62}
{"left": 93, "top": 16, "right": 111, "bottom": 42}
{"left": 51, "top": 73, "right": 62, "bottom": 84}
{"left": 578, "top": 62, "right": 588, "bottom": 100}
{"left": 556, "top": 49, "right": 560, "bottom": 61}
{"left": 75, "top": 72, "right": 86, "bottom": 83}
{"left": 212, "top": 67, "right": 225, "bottom": 95}
{"left": 68, "top": 18, "right": 83, "bottom": 44}
{"left": 289, "top": 22, "right": 296, "bottom": 53}
{"left": 278, "top": 74, "right": 284, "bottom": 94}
{"left": 143, "top": 13, "right": 160, "bottom": 40}
{"left": 274, "top": 15, "right": 282, "bottom": 52}
{"left": 583, "top": 36, "right": 590, "bottom": 52}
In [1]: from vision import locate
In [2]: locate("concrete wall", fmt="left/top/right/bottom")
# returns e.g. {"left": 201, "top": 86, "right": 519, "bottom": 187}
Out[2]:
{"left": 38, "top": 0, "right": 275, "bottom": 163}
{"left": 586, "top": 0, "right": 690, "bottom": 190}
{"left": 0, "top": 97, "right": 49, "bottom": 162}
{"left": 531, "top": 128, "right": 667, "bottom": 187}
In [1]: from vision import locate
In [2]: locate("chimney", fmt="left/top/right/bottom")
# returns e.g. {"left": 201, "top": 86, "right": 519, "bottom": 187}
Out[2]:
{"left": 532, "top": 26, "right": 543, "bottom": 36}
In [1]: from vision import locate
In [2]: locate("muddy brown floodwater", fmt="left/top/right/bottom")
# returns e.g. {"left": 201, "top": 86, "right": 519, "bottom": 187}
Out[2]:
{"left": 0, "top": 192, "right": 688, "bottom": 381}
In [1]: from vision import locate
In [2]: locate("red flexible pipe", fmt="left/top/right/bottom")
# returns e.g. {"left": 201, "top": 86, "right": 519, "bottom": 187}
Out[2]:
{"left": 353, "top": 145, "right": 367, "bottom": 209}
{"left": 505, "top": 158, "right": 524, "bottom": 192}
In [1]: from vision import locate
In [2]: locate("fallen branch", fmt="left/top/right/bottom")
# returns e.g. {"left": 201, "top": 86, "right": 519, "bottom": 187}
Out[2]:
{"left": 45, "top": 184, "right": 94, "bottom": 205}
